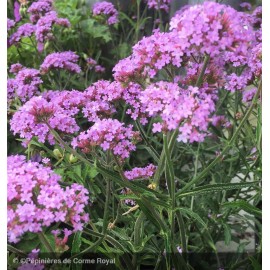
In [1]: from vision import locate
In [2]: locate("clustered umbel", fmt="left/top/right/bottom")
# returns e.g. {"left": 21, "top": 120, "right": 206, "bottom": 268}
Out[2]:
{"left": 28, "top": 0, "right": 53, "bottom": 23}
{"left": 9, "top": 23, "right": 36, "bottom": 45}
{"left": 144, "top": 0, "right": 171, "bottom": 13}
{"left": 7, "top": 18, "right": 16, "bottom": 31}
{"left": 8, "top": 66, "right": 43, "bottom": 102}
{"left": 72, "top": 119, "right": 141, "bottom": 160}
{"left": 113, "top": 30, "right": 184, "bottom": 84}
{"left": 35, "top": 10, "right": 70, "bottom": 48}
{"left": 92, "top": 1, "right": 119, "bottom": 25}
{"left": 40, "top": 51, "right": 81, "bottom": 74}
{"left": 140, "top": 82, "right": 216, "bottom": 143}
{"left": 114, "top": 1, "right": 261, "bottom": 92}
{"left": 124, "top": 164, "right": 157, "bottom": 180}
{"left": 82, "top": 80, "right": 123, "bottom": 122}
{"left": 10, "top": 96, "right": 80, "bottom": 146}
{"left": 8, "top": 155, "right": 89, "bottom": 243}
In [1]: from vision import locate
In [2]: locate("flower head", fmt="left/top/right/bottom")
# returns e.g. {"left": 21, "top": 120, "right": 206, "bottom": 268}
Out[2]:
{"left": 92, "top": 1, "right": 118, "bottom": 25}
{"left": 9, "top": 23, "right": 36, "bottom": 45}
{"left": 72, "top": 119, "right": 141, "bottom": 160}
{"left": 8, "top": 155, "right": 89, "bottom": 243}
{"left": 144, "top": 0, "right": 171, "bottom": 13}
{"left": 40, "top": 51, "right": 81, "bottom": 74}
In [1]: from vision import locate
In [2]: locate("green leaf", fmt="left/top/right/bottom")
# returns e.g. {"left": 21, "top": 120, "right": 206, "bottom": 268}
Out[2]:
{"left": 222, "top": 200, "right": 262, "bottom": 218}
{"left": 137, "top": 198, "right": 168, "bottom": 233}
{"left": 249, "top": 256, "right": 262, "bottom": 270}
{"left": 71, "top": 232, "right": 82, "bottom": 270}
{"left": 175, "top": 208, "right": 217, "bottom": 252}
{"left": 89, "top": 167, "right": 99, "bottom": 179}
{"left": 80, "top": 19, "right": 111, "bottom": 43}
{"left": 176, "top": 181, "right": 260, "bottom": 199}
{"left": 223, "top": 223, "right": 231, "bottom": 245}
{"left": 119, "top": 12, "right": 136, "bottom": 27}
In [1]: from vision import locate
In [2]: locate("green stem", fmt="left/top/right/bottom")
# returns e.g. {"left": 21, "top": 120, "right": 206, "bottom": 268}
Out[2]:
{"left": 187, "top": 144, "right": 200, "bottom": 244}
{"left": 102, "top": 179, "right": 111, "bottom": 234}
{"left": 135, "top": 120, "right": 159, "bottom": 161}
{"left": 195, "top": 55, "right": 210, "bottom": 87}
{"left": 132, "top": 212, "right": 145, "bottom": 269}
{"left": 7, "top": 245, "right": 27, "bottom": 257}
{"left": 69, "top": 236, "right": 105, "bottom": 259}
{"left": 153, "top": 128, "right": 178, "bottom": 185}
{"left": 135, "top": 0, "right": 141, "bottom": 42}
{"left": 47, "top": 125, "right": 94, "bottom": 168}
{"left": 175, "top": 211, "right": 187, "bottom": 253}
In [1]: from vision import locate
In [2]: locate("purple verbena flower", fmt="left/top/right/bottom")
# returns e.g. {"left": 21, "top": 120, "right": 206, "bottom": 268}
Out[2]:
{"left": 28, "top": 0, "right": 53, "bottom": 23}
{"left": 10, "top": 96, "right": 79, "bottom": 146}
{"left": 40, "top": 51, "right": 81, "bottom": 74}
{"left": 7, "top": 18, "right": 16, "bottom": 31}
{"left": 35, "top": 10, "right": 70, "bottom": 50}
{"left": 124, "top": 164, "right": 157, "bottom": 180}
{"left": 14, "top": 1, "right": 21, "bottom": 22}
{"left": 72, "top": 119, "right": 141, "bottom": 160}
{"left": 9, "top": 23, "right": 36, "bottom": 45}
{"left": 7, "top": 155, "right": 89, "bottom": 243}
{"left": 144, "top": 0, "right": 171, "bottom": 13}
{"left": 92, "top": 1, "right": 118, "bottom": 25}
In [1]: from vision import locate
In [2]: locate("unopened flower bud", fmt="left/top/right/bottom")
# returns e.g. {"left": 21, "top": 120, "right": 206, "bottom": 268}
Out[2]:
{"left": 53, "top": 149, "right": 63, "bottom": 160}
{"left": 147, "top": 183, "right": 157, "bottom": 190}
{"left": 69, "top": 154, "right": 78, "bottom": 164}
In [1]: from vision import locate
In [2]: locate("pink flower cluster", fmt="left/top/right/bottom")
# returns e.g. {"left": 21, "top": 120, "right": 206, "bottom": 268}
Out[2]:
{"left": 92, "top": 1, "right": 118, "bottom": 25}
{"left": 8, "top": 67, "right": 43, "bottom": 102}
{"left": 113, "top": 30, "right": 183, "bottom": 84}
{"left": 122, "top": 82, "right": 148, "bottom": 124}
{"left": 42, "top": 84, "right": 121, "bottom": 123}
{"left": 7, "top": 18, "right": 15, "bottom": 31}
{"left": 8, "top": 155, "right": 89, "bottom": 243}
{"left": 242, "top": 88, "right": 258, "bottom": 104}
{"left": 40, "top": 51, "right": 81, "bottom": 74}
{"left": 72, "top": 119, "right": 141, "bottom": 160}
{"left": 10, "top": 96, "right": 79, "bottom": 145}
{"left": 114, "top": 2, "right": 260, "bottom": 93}
{"left": 144, "top": 0, "right": 171, "bottom": 12}
{"left": 82, "top": 80, "right": 123, "bottom": 122}
{"left": 248, "top": 43, "right": 262, "bottom": 78}
{"left": 8, "top": 1, "right": 70, "bottom": 51}
{"left": 42, "top": 89, "right": 85, "bottom": 116}
{"left": 170, "top": 1, "right": 254, "bottom": 57}
{"left": 9, "top": 23, "right": 36, "bottom": 45}
{"left": 240, "top": 2, "right": 252, "bottom": 11}
{"left": 52, "top": 229, "right": 73, "bottom": 253}
{"left": 28, "top": 0, "right": 53, "bottom": 23}
{"left": 140, "top": 82, "right": 216, "bottom": 143}
{"left": 35, "top": 11, "right": 70, "bottom": 45}
{"left": 124, "top": 164, "right": 156, "bottom": 180}
{"left": 10, "top": 81, "right": 133, "bottom": 145}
